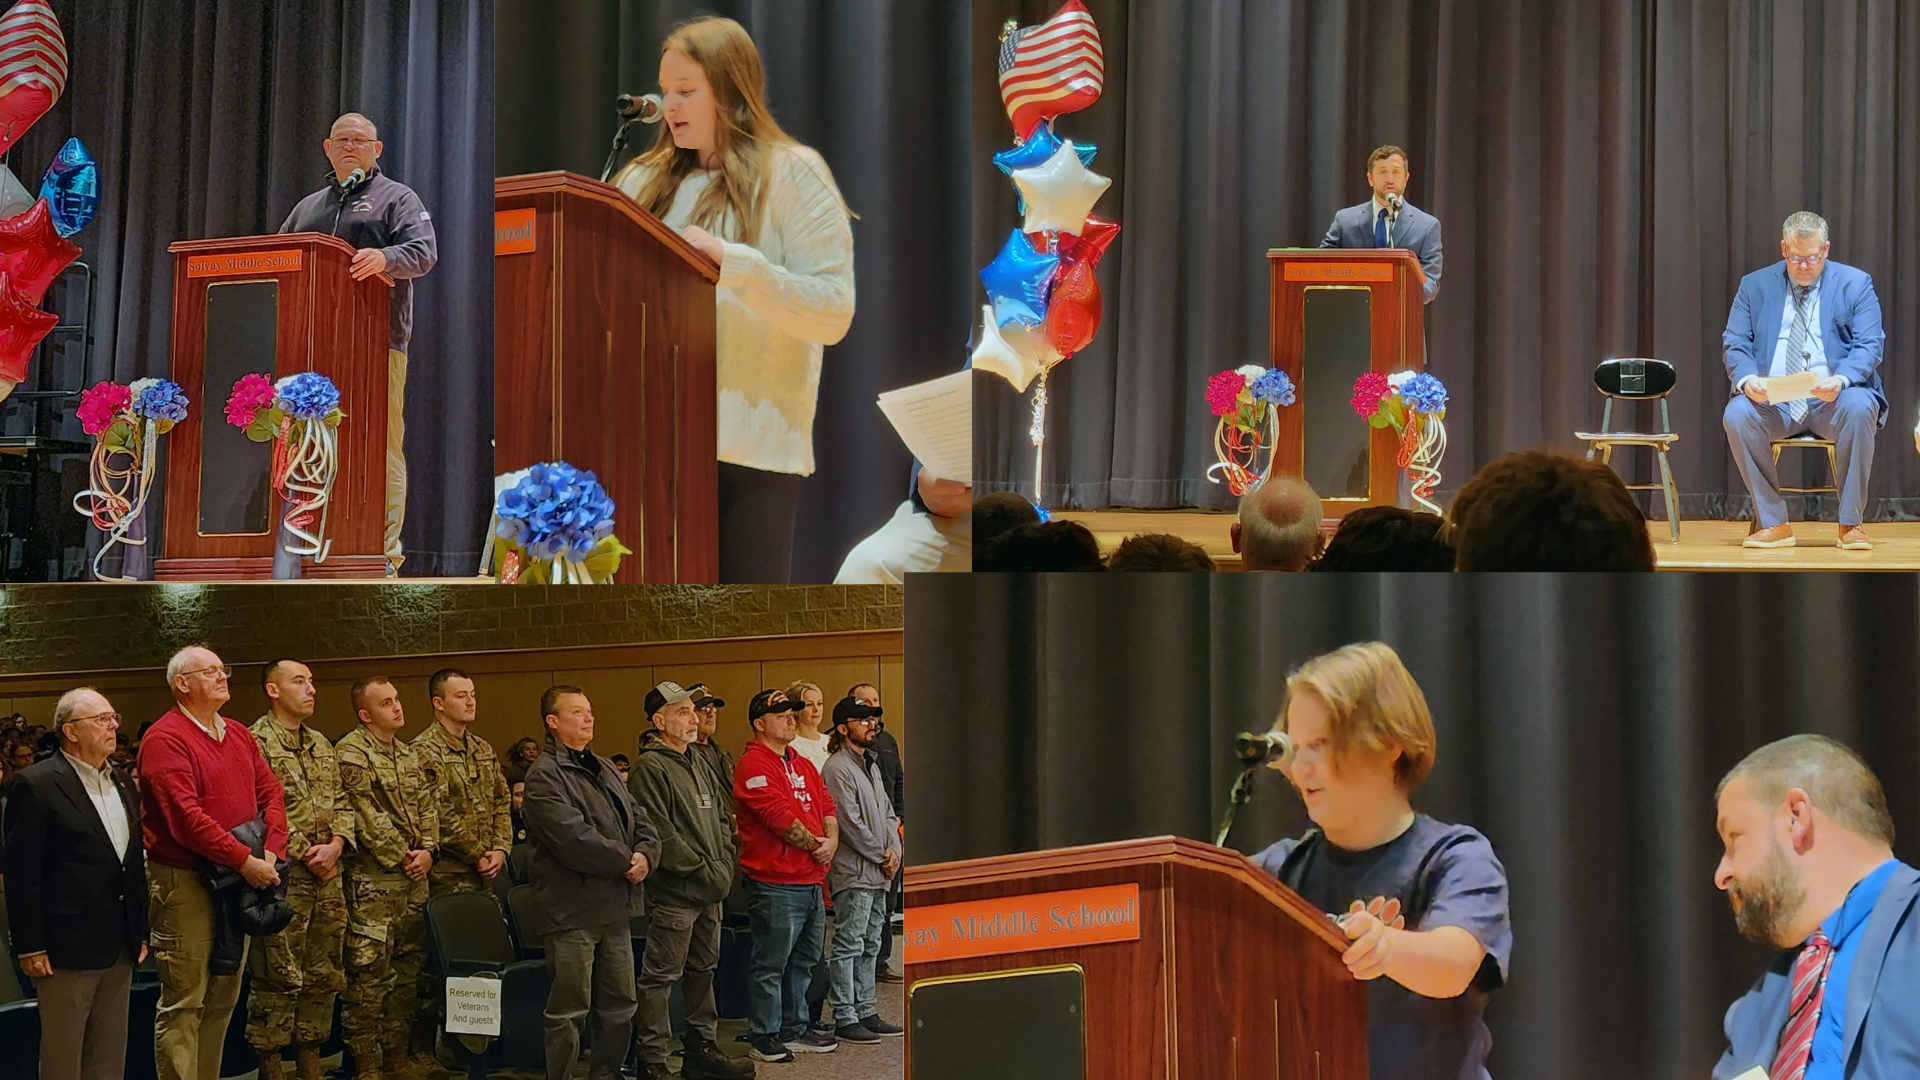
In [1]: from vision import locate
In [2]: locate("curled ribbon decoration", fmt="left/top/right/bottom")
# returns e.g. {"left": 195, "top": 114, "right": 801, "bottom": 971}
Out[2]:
{"left": 1206, "top": 408, "right": 1281, "bottom": 497}
{"left": 272, "top": 410, "right": 339, "bottom": 562}
{"left": 71, "top": 414, "right": 158, "bottom": 582}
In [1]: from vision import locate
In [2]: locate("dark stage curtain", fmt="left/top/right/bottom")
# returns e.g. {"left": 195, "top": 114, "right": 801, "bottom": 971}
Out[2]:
{"left": 973, "top": 0, "right": 1920, "bottom": 522}
{"left": 494, "top": 0, "right": 970, "bottom": 583}
{"left": 13, "top": 0, "right": 493, "bottom": 578}
{"left": 907, "top": 573, "right": 1920, "bottom": 1080}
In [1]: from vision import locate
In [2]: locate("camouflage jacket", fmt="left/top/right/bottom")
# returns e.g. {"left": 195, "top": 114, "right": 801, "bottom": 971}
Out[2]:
{"left": 410, "top": 721, "right": 513, "bottom": 870}
{"left": 334, "top": 726, "right": 439, "bottom": 875}
{"left": 250, "top": 714, "right": 354, "bottom": 861}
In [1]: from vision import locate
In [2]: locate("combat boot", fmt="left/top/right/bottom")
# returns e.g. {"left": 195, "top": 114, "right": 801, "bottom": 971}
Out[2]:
{"left": 346, "top": 1049, "right": 384, "bottom": 1080}
{"left": 293, "top": 1045, "right": 327, "bottom": 1080}
{"left": 252, "top": 1048, "right": 286, "bottom": 1077}
{"left": 681, "top": 1032, "right": 755, "bottom": 1079}
{"left": 383, "top": 1045, "right": 420, "bottom": 1080}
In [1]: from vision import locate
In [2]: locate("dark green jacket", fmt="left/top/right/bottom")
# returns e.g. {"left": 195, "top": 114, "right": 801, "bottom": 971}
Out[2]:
{"left": 629, "top": 731, "right": 736, "bottom": 908}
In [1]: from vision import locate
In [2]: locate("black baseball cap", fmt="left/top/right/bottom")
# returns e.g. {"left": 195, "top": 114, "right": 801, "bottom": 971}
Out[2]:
{"left": 643, "top": 681, "right": 693, "bottom": 720}
{"left": 688, "top": 683, "right": 725, "bottom": 709}
{"left": 831, "top": 697, "right": 883, "bottom": 729}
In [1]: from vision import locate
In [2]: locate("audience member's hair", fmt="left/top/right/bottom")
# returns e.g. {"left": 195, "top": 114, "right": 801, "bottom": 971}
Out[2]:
{"left": 350, "top": 676, "right": 395, "bottom": 715}
{"left": 973, "top": 491, "right": 1043, "bottom": 552}
{"left": 1107, "top": 532, "right": 1216, "bottom": 572}
{"left": 261, "top": 658, "right": 304, "bottom": 689}
{"left": 1310, "top": 507, "right": 1454, "bottom": 572}
{"left": 51, "top": 687, "right": 97, "bottom": 733}
{"left": 610, "top": 753, "right": 629, "bottom": 766}
{"left": 846, "top": 682, "right": 877, "bottom": 699}
{"left": 165, "top": 645, "right": 214, "bottom": 689}
{"left": 1236, "top": 476, "right": 1322, "bottom": 571}
{"left": 428, "top": 667, "right": 471, "bottom": 703}
{"left": 784, "top": 680, "right": 821, "bottom": 707}
{"left": 976, "top": 520, "right": 1106, "bottom": 572}
{"left": 540, "top": 684, "right": 585, "bottom": 721}
{"left": 1717, "top": 734, "right": 1894, "bottom": 846}
{"left": 1450, "top": 451, "right": 1654, "bottom": 571}
{"left": 510, "top": 737, "right": 538, "bottom": 761}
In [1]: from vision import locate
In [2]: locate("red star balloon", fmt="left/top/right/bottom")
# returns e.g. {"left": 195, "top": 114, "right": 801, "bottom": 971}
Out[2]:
{"left": 0, "top": 196, "right": 79, "bottom": 304}
{"left": 0, "top": 0, "right": 67, "bottom": 157}
{"left": 0, "top": 266, "right": 58, "bottom": 386}
{"left": 1042, "top": 216, "right": 1119, "bottom": 356}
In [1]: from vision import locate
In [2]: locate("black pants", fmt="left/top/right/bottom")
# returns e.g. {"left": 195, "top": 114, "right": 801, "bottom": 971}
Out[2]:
{"left": 718, "top": 462, "right": 803, "bottom": 584}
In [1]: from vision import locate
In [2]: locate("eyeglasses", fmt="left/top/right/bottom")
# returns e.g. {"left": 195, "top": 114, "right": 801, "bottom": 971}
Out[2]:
{"left": 182, "top": 665, "right": 233, "bottom": 681}
{"left": 331, "top": 137, "right": 375, "bottom": 149}
{"left": 65, "top": 711, "right": 121, "bottom": 727}
{"left": 1785, "top": 252, "right": 1827, "bottom": 268}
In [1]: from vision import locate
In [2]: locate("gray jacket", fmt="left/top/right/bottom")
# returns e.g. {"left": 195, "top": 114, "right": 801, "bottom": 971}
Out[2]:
{"left": 819, "top": 746, "right": 901, "bottom": 893}
{"left": 522, "top": 733, "right": 662, "bottom": 936}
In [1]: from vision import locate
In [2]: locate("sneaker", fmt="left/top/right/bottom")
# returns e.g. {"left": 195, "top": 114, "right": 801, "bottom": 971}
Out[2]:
{"left": 832, "top": 1023, "right": 881, "bottom": 1045}
{"left": 746, "top": 1035, "right": 792, "bottom": 1064}
{"left": 860, "top": 1015, "right": 904, "bottom": 1038}
{"left": 783, "top": 1030, "right": 838, "bottom": 1054}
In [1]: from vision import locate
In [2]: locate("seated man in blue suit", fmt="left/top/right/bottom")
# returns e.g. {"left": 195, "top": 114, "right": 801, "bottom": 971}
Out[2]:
{"left": 1712, "top": 734, "right": 1919, "bottom": 1080}
{"left": 1722, "top": 211, "right": 1886, "bottom": 550}
{"left": 1319, "top": 145, "right": 1442, "bottom": 306}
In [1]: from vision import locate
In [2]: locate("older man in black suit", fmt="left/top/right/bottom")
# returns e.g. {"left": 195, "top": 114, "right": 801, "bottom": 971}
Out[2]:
{"left": 3, "top": 686, "right": 149, "bottom": 1080}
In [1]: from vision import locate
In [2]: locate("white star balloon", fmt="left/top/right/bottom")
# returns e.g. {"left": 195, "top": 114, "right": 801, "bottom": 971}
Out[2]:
{"left": 970, "top": 304, "right": 1060, "bottom": 393}
{"left": 1012, "top": 140, "right": 1110, "bottom": 237}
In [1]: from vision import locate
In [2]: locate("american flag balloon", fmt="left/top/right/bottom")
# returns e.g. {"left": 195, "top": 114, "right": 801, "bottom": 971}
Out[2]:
{"left": 999, "top": 0, "right": 1104, "bottom": 142}
{"left": 0, "top": 0, "right": 65, "bottom": 157}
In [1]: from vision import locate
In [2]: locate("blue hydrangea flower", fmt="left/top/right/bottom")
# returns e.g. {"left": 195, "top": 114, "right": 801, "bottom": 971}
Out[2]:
{"left": 1249, "top": 368, "right": 1296, "bottom": 407}
{"left": 1401, "top": 372, "right": 1449, "bottom": 414}
{"left": 495, "top": 462, "right": 618, "bottom": 563}
{"left": 276, "top": 373, "right": 342, "bottom": 421}
{"left": 129, "top": 378, "right": 189, "bottom": 422}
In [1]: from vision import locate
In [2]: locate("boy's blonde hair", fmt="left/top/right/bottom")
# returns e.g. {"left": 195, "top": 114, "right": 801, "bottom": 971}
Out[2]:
{"left": 1280, "top": 641, "right": 1436, "bottom": 790}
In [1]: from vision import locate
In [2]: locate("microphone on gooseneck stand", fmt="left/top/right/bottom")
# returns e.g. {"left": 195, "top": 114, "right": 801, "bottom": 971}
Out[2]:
{"left": 330, "top": 168, "right": 366, "bottom": 238}
{"left": 1215, "top": 729, "right": 1297, "bottom": 846}
{"left": 600, "top": 93, "right": 664, "bottom": 183}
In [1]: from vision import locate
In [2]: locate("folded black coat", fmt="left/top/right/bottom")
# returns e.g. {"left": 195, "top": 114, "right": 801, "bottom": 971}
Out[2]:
{"left": 200, "top": 814, "right": 294, "bottom": 975}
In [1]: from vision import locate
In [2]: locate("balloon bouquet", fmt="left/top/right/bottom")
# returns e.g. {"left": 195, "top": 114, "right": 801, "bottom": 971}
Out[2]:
{"left": 970, "top": 0, "right": 1114, "bottom": 505}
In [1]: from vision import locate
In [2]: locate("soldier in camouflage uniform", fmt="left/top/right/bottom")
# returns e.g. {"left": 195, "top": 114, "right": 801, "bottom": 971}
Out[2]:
{"left": 247, "top": 660, "right": 354, "bottom": 1080}
{"left": 412, "top": 668, "right": 513, "bottom": 899}
{"left": 336, "top": 676, "right": 440, "bottom": 1080}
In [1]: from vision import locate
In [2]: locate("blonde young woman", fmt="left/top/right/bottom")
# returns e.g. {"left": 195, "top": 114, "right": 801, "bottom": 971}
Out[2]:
{"left": 614, "top": 17, "right": 856, "bottom": 584}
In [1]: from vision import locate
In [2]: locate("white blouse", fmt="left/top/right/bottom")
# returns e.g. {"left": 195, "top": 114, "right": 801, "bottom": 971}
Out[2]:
{"left": 618, "top": 144, "right": 856, "bottom": 476}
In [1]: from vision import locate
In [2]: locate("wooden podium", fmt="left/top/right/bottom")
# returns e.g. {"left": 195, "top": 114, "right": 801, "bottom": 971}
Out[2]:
{"left": 156, "top": 233, "right": 393, "bottom": 580}
{"left": 1268, "top": 248, "right": 1426, "bottom": 515}
{"left": 905, "top": 836, "right": 1367, "bottom": 1080}
{"left": 494, "top": 172, "right": 720, "bottom": 584}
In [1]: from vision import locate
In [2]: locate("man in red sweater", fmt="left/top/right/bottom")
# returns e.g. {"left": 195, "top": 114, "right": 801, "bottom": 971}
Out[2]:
{"left": 139, "top": 645, "right": 289, "bottom": 1080}
{"left": 733, "top": 689, "right": 838, "bottom": 1064}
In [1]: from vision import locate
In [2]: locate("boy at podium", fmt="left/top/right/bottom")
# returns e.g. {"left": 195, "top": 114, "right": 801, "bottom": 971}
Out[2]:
{"left": 1252, "top": 642, "right": 1511, "bottom": 1080}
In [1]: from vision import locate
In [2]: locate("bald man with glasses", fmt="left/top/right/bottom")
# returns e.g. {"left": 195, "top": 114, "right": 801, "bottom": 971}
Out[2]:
{"left": 139, "top": 646, "right": 289, "bottom": 1080}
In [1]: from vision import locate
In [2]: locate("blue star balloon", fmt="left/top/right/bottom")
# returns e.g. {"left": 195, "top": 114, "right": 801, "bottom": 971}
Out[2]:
{"left": 980, "top": 229, "right": 1059, "bottom": 328}
{"left": 993, "top": 121, "right": 1098, "bottom": 213}
{"left": 39, "top": 137, "right": 97, "bottom": 238}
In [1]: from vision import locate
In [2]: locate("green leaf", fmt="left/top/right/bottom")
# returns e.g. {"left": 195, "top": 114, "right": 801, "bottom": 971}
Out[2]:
{"left": 244, "top": 420, "right": 275, "bottom": 442}
{"left": 323, "top": 409, "right": 344, "bottom": 430}
{"left": 581, "top": 536, "right": 633, "bottom": 582}
{"left": 265, "top": 407, "right": 285, "bottom": 428}
{"left": 1367, "top": 413, "right": 1391, "bottom": 429}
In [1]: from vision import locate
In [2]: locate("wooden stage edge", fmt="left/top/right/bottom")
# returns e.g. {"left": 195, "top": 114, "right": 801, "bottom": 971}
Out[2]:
{"left": 1050, "top": 510, "right": 1920, "bottom": 572}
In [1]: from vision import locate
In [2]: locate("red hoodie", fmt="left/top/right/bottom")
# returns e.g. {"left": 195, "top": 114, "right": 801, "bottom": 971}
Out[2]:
{"left": 733, "top": 737, "right": 837, "bottom": 886}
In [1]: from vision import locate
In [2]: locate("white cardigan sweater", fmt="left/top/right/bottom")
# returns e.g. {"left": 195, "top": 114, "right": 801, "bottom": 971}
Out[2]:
{"left": 618, "top": 144, "right": 856, "bottom": 476}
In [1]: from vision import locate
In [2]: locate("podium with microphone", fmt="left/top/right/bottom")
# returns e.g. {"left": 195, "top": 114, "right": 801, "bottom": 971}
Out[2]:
{"left": 905, "top": 726, "right": 1366, "bottom": 1080}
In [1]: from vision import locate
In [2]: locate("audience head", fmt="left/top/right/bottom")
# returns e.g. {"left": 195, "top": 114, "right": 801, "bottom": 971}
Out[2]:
{"left": 827, "top": 696, "right": 882, "bottom": 754}
{"left": 978, "top": 519, "right": 1106, "bottom": 572}
{"left": 262, "top": 658, "right": 317, "bottom": 723}
{"left": 167, "top": 645, "right": 232, "bottom": 712}
{"left": 1450, "top": 451, "right": 1654, "bottom": 571}
{"left": 541, "top": 684, "right": 594, "bottom": 751}
{"left": 645, "top": 681, "right": 698, "bottom": 751}
{"left": 688, "top": 684, "right": 724, "bottom": 740}
{"left": 1107, "top": 532, "right": 1216, "bottom": 572}
{"left": 429, "top": 668, "right": 477, "bottom": 726}
{"left": 973, "top": 491, "right": 1042, "bottom": 550}
{"left": 1714, "top": 734, "right": 1896, "bottom": 948}
{"left": 511, "top": 736, "right": 540, "bottom": 763}
{"left": 351, "top": 676, "right": 403, "bottom": 738}
{"left": 511, "top": 780, "right": 526, "bottom": 810}
{"left": 1310, "top": 507, "right": 1454, "bottom": 572}
{"left": 1232, "top": 476, "right": 1323, "bottom": 572}
{"left": 748, "top": 688, "right": 800, "bottom": 748}
{"left": 53, "top": 687, "right": 119, "bottom": 766}
{"left": 848, "top": 682, "right": 879, "bottom": 709}
{"left": 784, "top": 681, "right": 824, "bottom": 733}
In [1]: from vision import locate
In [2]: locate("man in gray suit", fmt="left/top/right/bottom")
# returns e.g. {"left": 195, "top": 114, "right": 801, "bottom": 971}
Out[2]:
{"left": 1320, "top": 144, "right": 1443, "bottom": 305}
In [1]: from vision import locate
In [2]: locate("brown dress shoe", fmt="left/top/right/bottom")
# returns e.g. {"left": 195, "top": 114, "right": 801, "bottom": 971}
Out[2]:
{"left": 1838, "top": 525, "right": 1872, "bottom": 550}
{"left": 1743, "top": 524, "right": 1796, "bottom": 548}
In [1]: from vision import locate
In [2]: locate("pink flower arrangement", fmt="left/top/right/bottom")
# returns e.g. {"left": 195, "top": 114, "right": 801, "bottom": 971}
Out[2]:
{"left": 1351, "top": 371, "right": 1390, "bottom": 419}
{"left": 1206, "top": 370, "right": 1247, "bottom": 416}
{"left": 224, "top": 372, "right": 276, "bottom": 429}
{"left": 77, "top": 381, "right": 131, "bottom": 436}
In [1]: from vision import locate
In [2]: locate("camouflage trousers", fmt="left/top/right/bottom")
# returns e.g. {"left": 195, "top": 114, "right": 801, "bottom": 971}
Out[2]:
{"left": 246, "top": 864, "right": 347, "bottom": 1051}
{"left": 341, "top": 866, "right": 429, "bottom": 1063}
{"left": 426, "top": 865, "right": 493, "bottom": 903}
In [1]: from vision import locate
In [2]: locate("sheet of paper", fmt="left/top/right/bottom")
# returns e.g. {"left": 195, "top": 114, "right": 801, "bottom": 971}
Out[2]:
{"left": 1762, "top": 371, "right": 1819, "bottom": 404}
{"left": 877, "top": 370, "right": 972, "bottom": 485}
{"left": 1728, "top": 1068, "right": 1768, "bottom": 1080}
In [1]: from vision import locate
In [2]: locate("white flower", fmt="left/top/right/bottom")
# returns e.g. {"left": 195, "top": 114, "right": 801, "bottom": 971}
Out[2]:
{"left": 1386, "top": 370, "right": 1417, "bottom": 390}
{"left": 127, "top": 377, "right": 158, "bottom": 398}
{"left": 1236, "top": 364, "right": 1267, "bottom": 379}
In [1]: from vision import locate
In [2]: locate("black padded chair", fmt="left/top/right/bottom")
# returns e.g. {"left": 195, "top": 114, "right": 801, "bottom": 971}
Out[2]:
{"left": 1575, "top": 356, "right": 1681, "bottom": 542}
{"left": 423, "top": 892, "right": 549, "bottom": 1076}
{"left": 508, "top": 844, "right": 534, "bottom": 885}
{"left": 504, "top": 884, "right": 546, "bottom": 961}
{"left": 0, "top": 999, "right": 39, "bottom": 1080}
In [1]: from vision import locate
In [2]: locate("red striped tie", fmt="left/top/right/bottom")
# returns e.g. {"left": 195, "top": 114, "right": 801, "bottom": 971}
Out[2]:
{"left": 1770, "top": 929, "right": 1834, "bottom": 1080}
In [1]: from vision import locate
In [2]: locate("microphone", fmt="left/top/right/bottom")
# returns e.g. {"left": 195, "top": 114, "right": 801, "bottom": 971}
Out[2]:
{"left": 616, "top": 93, "right": 665, "bottom": 124}
{"left": 1233, "top": 730, "right": 1295, "bottom": 769}
{"left": 339, "top": 167, "right": 365, "bottom": 191}
{"left": 1386, "top": 192, "right": 1402, "bottom": 217}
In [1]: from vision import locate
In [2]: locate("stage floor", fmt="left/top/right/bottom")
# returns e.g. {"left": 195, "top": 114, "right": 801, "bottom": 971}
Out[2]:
{"left": 1050, "top": 510, "right": 1920, "bottom": 571}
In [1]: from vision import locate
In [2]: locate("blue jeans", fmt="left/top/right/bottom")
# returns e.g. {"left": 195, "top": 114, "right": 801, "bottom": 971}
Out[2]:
{"left": 827, "top": 887, "right": 886, "bottom": 1024}
{"left": 745, "top": 879, "right": 825, "bottom": 1040}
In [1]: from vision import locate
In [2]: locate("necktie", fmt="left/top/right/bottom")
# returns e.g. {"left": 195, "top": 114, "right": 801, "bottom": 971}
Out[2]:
{"left": 1783, "top": 284, "right": 1813, "bottom": 425}
{"left": 1375, "top": 207, "right": 1389, "bottom": 249}
{"left": 1770, "top": 929, "right": 1833, "bottom": 1080}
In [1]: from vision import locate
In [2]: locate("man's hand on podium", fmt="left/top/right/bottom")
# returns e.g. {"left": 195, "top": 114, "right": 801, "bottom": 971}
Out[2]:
{"left": 349, "top": 247, "right": 389, "bottom": 280}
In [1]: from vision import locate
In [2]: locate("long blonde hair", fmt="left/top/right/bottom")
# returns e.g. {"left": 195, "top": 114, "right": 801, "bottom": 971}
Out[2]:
{"left": 617, "top": 17, "right": 831, "bottom": 247}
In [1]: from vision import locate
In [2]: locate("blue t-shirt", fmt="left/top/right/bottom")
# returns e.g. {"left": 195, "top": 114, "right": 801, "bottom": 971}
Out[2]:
{"left": 1252, "top": 814, "right": 1512, "bottom": 1080}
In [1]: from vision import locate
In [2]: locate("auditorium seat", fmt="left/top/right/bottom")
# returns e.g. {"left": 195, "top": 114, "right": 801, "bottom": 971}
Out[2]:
{"left": 508, "top": 844, "right": 534, "bottom": 884}
{"left": 423, "top": 892, "right": 548, "bottom": 1075}
{"left": 503, "top": 884, "right": 544, "bottom": 960}
{"left": 0, "top": 999, "right": 40, "bottom": 1080}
